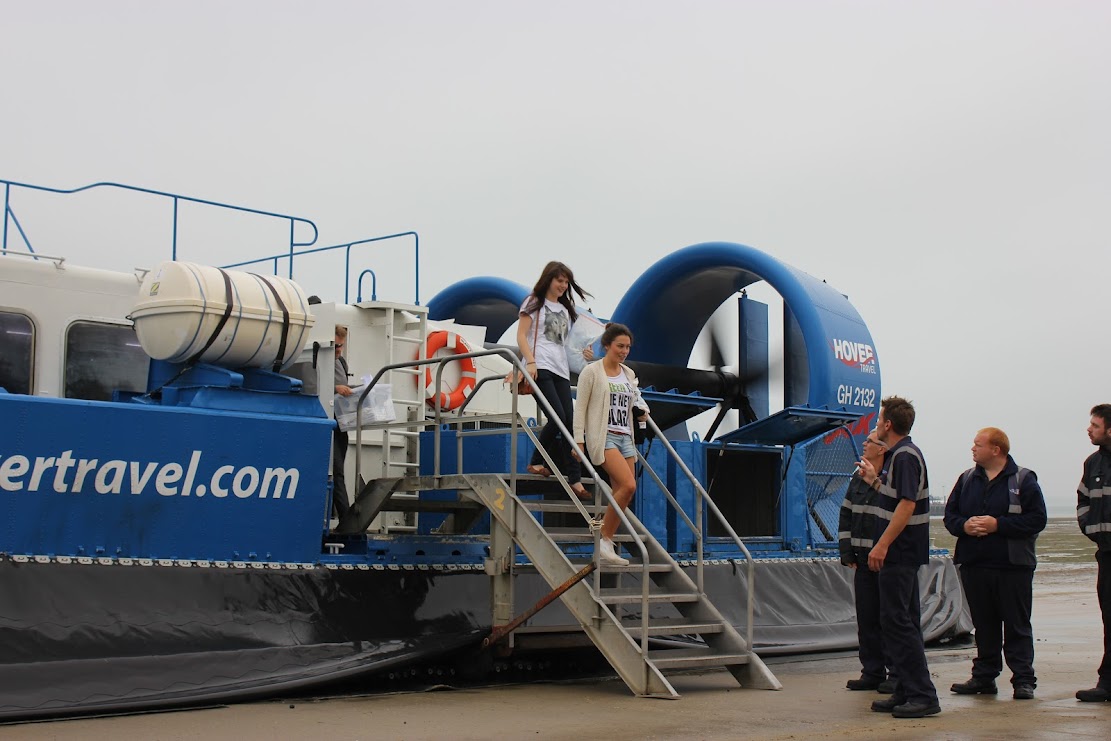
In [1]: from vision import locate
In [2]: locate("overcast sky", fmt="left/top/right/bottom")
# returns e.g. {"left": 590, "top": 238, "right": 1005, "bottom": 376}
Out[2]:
{"left": 3, "top": 1, "right": 1108, "bottom": 515}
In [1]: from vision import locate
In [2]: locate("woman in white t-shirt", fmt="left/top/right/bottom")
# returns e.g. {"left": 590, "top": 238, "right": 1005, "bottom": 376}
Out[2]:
{"left": 572, "top": 323, "right": 649, "bottom": 566}
{"left": 517, "top": 261, "right": 592, "bottom": 498}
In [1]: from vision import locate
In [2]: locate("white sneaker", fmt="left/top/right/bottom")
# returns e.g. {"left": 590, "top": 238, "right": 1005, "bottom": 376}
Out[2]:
{"left": 597, "top": 538, "right": 629, "bottom": 566}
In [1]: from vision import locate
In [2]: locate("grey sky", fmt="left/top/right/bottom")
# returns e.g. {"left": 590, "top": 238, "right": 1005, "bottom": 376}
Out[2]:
{"left": 3, "top": 1, "right": 1108, "bottom": 515}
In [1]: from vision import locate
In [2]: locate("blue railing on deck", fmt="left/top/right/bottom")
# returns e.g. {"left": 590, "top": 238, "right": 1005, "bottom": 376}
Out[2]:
{"left": 220, "top": 231, "right": 421, "bottom": 306}
{"left": 1, "top": 178, "right": 318, "bottom": 266}
{"left": 1, "top": 177, "right": 422, "bottom": 305}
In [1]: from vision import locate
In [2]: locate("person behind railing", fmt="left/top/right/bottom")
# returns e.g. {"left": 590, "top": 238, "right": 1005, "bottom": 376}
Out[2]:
{"left": 287, "top": 295, "right": 323, "bottom": 395}
{"left": 571, "top": 323, "right": 649, "bottom": 567}
{"left": 332, "top": 325, "right": 353, "bottom": 520}
{"left": 287, "top": 299, "right": 350, "bottom": 521}
{"left": 517, "top": 261, "right": 592, "bottom": 499}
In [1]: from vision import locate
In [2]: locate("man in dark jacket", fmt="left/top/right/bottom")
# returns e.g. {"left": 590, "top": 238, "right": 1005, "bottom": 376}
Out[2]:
{"left": 1076, "top": 403, "right": 1111, "bottom": 702}
{"left": 839, "top": 429, "right": 896, "bottom": 693}
{"left": 944, "top": 427, "right": 1047, "bottom": 700}
{"left": 858, "top": 396, "right": 940, "bottom": 718}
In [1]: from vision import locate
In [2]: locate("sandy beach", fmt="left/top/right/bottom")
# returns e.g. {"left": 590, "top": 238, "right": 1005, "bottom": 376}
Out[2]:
{"left": 6, "top": 519, "right": 1108, "bottom": 740}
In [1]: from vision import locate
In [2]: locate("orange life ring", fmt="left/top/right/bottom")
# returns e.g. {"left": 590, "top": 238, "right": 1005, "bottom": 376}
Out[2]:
{"left": 422, "top": 330, "right": 477, "bottom": 410}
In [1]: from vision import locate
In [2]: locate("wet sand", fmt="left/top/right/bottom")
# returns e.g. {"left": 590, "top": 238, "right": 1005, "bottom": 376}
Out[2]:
{"left": 7, "top": 520, "right": 1109, "bottom": 740}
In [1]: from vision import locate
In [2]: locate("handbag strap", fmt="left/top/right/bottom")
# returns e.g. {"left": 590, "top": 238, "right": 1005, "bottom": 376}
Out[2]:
{"left": 517, "top": 301, "right": 542, "bottom": 382}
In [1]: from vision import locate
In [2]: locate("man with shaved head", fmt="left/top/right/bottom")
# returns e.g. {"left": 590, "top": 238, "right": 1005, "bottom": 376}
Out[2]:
{"left": 944, "top": 427, "right": 1047, "bottom": 700}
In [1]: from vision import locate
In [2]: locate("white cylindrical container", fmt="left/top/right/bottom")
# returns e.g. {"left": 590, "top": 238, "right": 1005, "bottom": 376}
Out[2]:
{"left": 130, "top": 261, "right": 315, "bottom": 371}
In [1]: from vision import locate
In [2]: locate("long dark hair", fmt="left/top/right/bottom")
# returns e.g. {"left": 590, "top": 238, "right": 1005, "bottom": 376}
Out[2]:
{"left": 523, "top": 261, "right": 591, "bottom": 323}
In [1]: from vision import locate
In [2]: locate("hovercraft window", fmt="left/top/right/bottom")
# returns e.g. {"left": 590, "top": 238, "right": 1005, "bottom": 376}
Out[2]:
{"left": 0, "top": 311, "right": 34, "bottom": 395}
{"left": 64, "top": 321, "right": 148, "bottom": 401}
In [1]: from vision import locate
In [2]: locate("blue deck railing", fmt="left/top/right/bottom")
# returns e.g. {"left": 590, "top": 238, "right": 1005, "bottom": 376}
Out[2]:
{"left": 220, "top": 231, "right": 421, "bottom": 306}
{"left": 1, "top": 178, "right": 319, "bottom": 265}
{"left": 1, "top": 177, "right": 420, "bottom": 304}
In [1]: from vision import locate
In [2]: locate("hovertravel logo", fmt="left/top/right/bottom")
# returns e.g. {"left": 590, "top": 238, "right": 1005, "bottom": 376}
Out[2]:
{"left": 830, "top": 338, "right": 877, "bottom": 374}
{"left": 0, "top": 450, "right": 299, "bottom": 499}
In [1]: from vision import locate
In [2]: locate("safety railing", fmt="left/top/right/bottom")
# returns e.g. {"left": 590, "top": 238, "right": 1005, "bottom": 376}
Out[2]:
{"left": 322, "top": 346, "right": 767, "bottom": 672}
{"left": 636, "top": 416, "right": 759, "bottom": 654}
{"left": 1, "top": 178, "right": 318, "bottom": 264}
{"left": 801, "top": 423, "right": 860, "bottom": 546}
{"left": 351, "top": 348, "right": 656, "bottom": 667}
{"left": 220, "top": 231, "right": 420, "bottom": 306}
{"left": 352, "top": 353, "right": 767, "bottom": 671}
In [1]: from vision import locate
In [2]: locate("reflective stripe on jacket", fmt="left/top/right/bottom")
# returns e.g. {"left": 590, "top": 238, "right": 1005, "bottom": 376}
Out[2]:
{"left": 944, "top": 456, "right": 1047, "bottom": 568}
{"left": 873, "top": 440, "right": 931, "bottom": 566}
{"left": 838, "top": 473, "right": 883, "bottom": 566}
{"left": 1078, "top": 448, "right": 1111, "bottom": 552}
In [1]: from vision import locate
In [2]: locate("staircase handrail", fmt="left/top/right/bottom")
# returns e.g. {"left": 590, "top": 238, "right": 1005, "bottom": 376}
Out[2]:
{"left": 640, "top": 415, "right": 758, "bottom": 653}
{"left": 353, "top": 348, "right": 655, "bottom": 662}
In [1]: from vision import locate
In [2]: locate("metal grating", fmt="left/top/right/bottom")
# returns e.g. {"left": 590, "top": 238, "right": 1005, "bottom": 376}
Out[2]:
{"left": 799, "top": 427, "right": 860, "bottom": 545}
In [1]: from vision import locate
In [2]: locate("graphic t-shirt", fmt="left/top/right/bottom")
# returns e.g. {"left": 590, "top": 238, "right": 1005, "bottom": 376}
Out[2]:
{"left": 606, "top": 368, "right": 635, "bottom": 435}
{"left": 519, "top": 297, "right": 570, "bottom": 379}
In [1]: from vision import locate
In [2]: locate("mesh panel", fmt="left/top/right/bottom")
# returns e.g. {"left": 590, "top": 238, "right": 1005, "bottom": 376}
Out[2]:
{"left": 800, "top": 428, "right": 860, "bottom": 544}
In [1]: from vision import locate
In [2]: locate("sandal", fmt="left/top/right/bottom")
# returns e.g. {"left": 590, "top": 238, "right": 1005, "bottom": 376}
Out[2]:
{"left": 526, "top": 464, "right": 552, "bottom": 477}
{"left": 570, "top": 484, "right": 591, "bottom": 500}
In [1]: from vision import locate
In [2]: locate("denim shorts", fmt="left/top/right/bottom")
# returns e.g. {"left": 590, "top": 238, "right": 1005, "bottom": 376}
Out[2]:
{"left": 604, "top": 431, "right": 636, "bottom": 458}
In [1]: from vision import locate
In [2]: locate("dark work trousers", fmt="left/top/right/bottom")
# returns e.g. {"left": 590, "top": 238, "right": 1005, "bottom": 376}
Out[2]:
{"left": 959, "top": 565, "right": 1036, "bottom": 687}
{"left": 879, "top": 564, "right": 937, "bottom": 704}
{"left": 332, "top": 428, "right": 351, "bottom": 520}
{"left": 854, "top": 564, "right": 887, "bottom": 682}
{"left": 1098, "top": 551, "right": 1111, "bottom": 689}
{"left": 527, "top": 369, "right": 581, "bottom": 486}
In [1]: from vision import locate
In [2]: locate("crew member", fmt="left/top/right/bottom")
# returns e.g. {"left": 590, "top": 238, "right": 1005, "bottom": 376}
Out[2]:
{"left": 1076, "top": 404, "right": 1111, "bottom": 702}
{"left": 858, "top": 396, "right": 940, "bottom": 719}
{"left": 944, "top": 427, "right": 1047, "bottom": 700}
{"left": 840, "top": 429, "right": 897, "bottom": 694}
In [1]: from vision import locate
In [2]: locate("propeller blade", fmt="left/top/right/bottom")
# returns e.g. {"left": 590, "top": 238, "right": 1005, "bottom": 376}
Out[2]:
{"left": 708, "top": 327, "right": 726, "bottom": 370}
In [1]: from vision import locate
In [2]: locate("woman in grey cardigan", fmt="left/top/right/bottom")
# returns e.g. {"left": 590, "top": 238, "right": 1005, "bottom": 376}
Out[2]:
{"left": 571, "top": 323, "right": 649, "bottom": 566}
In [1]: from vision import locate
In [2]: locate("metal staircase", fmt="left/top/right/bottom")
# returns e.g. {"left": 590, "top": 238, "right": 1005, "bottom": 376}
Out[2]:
{"left": 495, "top": 478, "right": 780, "bottom": 696}
{"left": 337, "top": 349, "right": 781, "bottom": 698}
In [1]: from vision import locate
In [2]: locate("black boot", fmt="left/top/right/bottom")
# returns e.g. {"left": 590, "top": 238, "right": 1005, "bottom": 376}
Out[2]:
{"left": 871, "top": 695, "right": 904, "bottom": 712}
{"left": 950, "top": 677, "right": 998, "bottom": 695}
{"left": 846, "top": 675, "right": 882, "bottom": 691}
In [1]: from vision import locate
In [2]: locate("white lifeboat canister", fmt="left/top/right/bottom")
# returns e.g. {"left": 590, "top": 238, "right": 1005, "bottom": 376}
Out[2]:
{"left": 130, "top": 261, "right": 315, "bottom": 371}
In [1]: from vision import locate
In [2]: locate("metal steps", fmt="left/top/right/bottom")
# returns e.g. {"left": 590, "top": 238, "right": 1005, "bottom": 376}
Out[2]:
{"left": 393, "top": 471, "right": 781, "bottom": 698}
{"left": 335, "top": 366, "right": 780, "bottom": 698}
{"left": 543, "top": 528, "right": 637, "bottom": 542}
{"left": 521, "top": 501, "right": 607, "bottom": 514}
{"left": 648, "top": 648, "right": 752, "bottom": 670}
{"left": 597, "top": 588, "right": 701, "bottom": 606}
{"left": 622, "top": 618, "right": 727, "bottom": 638}
{"left": 514, "top": 561, "right": 673, "bottom": 575}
